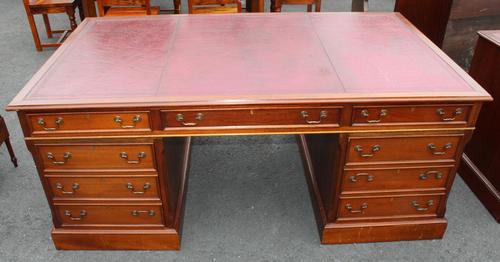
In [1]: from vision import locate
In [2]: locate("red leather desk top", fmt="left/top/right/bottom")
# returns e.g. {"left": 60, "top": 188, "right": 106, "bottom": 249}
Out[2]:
{"left": 8, "top": 13, "right": 490, "bottom": 110}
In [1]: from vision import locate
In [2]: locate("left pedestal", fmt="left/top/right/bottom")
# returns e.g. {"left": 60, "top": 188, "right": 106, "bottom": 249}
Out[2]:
{"left": 26, "top": 136, "right": 192, "bottom": 250}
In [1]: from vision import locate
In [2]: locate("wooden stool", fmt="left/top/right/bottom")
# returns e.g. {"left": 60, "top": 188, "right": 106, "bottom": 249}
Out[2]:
{"left": 188, "top": 0, "right": 242, "bottom": 14}
{"left": 0, "top": 116, "right": 18, "bottom": 168}
{"left": 271, "top": 0, "right": 321, "bottom": 12}
{"left": 97, "top": 0, "right": 160, "bottom": 16}
{"left": 23, "top": 0, "right": 83, "bottom": 52}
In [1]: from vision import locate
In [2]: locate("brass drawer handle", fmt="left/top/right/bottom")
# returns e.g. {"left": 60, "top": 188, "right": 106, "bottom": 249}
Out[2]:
{"left": 361, "top": 109, "right": 387, "bottom": 123}
{"left": 411, "top": 200, "right": 434, "bottom": 211}
{"left": 56, "top": 182, "right": 79, "bottom": 194}
{"left": 131, "top": 210, "right": 156, "bottom": 217}
{"left": 65, "top": 210, "right": 87, "bottom": 221}
{"left": 176, "top": 113, "right": 203, "bottom": 126}
{"left": 126, "top": 182, "right": 151, "bottom": 194}
{"left": 419, "top": 171, "right": 443, "bottom": 180}
{"left": 427, "top": 143, "right": 452, "bottom": 155}
{"left": 120, "top": 152, "right": 146, "bottom": 164}
{"left": 300, "top": 110, "right": 327, "bottom": 124}
{"left": 436, "top": 108, "right": 463, "bottom": 121}
{"left": 37, "top": 117, "right": 64, "bottom": 131}
{"left": 37, "top": 117, "right": 63, "bottom": 131}
{"left": 114, "top": 115, "right": 142, "bottom": 129}
{"left": 349, "top": 173, "right": 374, "bottom": 182}
{"left": 345, "top": 203, "right": 368, "bottom": 214}
{"left": 47, "top": 152, "right": 72, "bottom": 165}
{"left": 354, "top": 145, "right": 380, "bottom": 158}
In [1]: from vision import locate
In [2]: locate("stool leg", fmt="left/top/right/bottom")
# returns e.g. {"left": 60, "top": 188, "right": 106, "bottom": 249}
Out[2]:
{"left": 66, "top": 6, "right": 77, "bottom": 30}
{"left": 4, "top": 138, "right": 18, "bottom": 168}
{"left": 315, "top": 0, "right": 321, "bottom": 12}
{"left": 77, "top": 1, "right": 85, "bottom": 21}
{"left": 25, "top": 10, "right": 42, "bottom": 51}
{"left": 174, "top": 0, "right": 180, "bottom": 14}
{"left": 307, "top": 4, "right": 312, "bottom": 12}
{"left": 42, "top": 14, "right": 53, "bottom": 38}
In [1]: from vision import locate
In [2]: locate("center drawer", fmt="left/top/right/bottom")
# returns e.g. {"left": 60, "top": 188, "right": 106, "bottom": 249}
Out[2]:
{"left": 36, "top": 143, "right": 156, "bottom": 170}
{"left": 338, "top": 194, "right": 442, "bottom": 221}
{"left": 346, "top": 135, "right": 463, "bottom": 165}
{"left": 46, "top": 176, "right": 160, "bottom": 199}
{"left": 54, "top": 204, "right": 164, "bottom": 227}
{"left": 161, "top": 107, "right": 341, "bottom": 128}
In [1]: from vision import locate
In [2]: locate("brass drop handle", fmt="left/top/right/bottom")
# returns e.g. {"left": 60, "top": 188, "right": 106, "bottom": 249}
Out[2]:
{"left": 436, "top": 108, "right": 463, "bottom": 121}
{"left": 345, "top": 203, "right": 368, "bottom": 214}
{"left": 56, "top": 182, "right": 79, "bottom": 194}
{"left": 361, "top": 109, "right": 388, "bottom": 123}
{"left": 411, "top": 200, "right": 434, "bottom": 211}
{"left": 65, "top": 210, "right": 87, "bottom": 221}
{"left": 131, "top": 210, "right": 156, "bottom": 217}
{"left": 354, "top": 145, "right": 380, "bottom": 158}
{"left": 350, "top": 173, "right": 374, "bottom": 182}
{"left": 300, "top": 110, "right": 328, "bottom": 124}
{"left": 419, "top": 171, "right": 443, "bottom": 180}
{"left": 427, "top": 143, "right": 452, "bottom": 155}
{"left": 114, "top": 115, "right": 142, "bottom": 129}
{"left": 120, "top": 152, "right": 146, "bottom": 164}
{"left": 176, "top": 113, "right": 203, "bottom": 126}
{"left": 47, "top": 152, "right": 72, "bottom": 165}
{"left": 37, "top": 117, "right": 64, "bottom": 131}
{"left": 126, "top": 182, "right": 151, "bottom": 194}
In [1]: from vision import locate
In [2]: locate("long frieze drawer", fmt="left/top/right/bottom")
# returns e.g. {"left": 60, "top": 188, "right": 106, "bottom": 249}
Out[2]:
{"left": 161, "top": 107, "right": 341, "bottom": 128}
{"left": 46, "top": 177, "right": 160, "bottom": 199}
{"left": 27, "top": 111, "right": 151, "bottom": 135}
{"left": 338, "top": 195, "right": 442, "bottom": 220}
{"left": 36, "top": 144, "right": 155, "bottom": 170}
{"left": 346, "top": 135, "right": 463, "bottom": 165}
{"left": 352, "top": 105, "right": 471, "bottom": 126}
{"left": 341, "top": 166, "right": 452, "bottom": 193}
{"left": 54, "top": 204, "right": 164, "bottom": 227}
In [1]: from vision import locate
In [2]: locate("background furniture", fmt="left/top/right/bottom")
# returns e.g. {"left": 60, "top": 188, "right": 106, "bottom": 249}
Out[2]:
{"left": 188, "top": 0, "right": 242, "bottom": 14}
{"left": 459, "top": 30, "right": 500, "bottom": 222}
{"left": 394, "top": 0, "right": 454, "bottom": 48}
{"left": 97, "top": 0, "right": 160, "bottom": 16}
{"left": 0, "top": 116, "right": 18, "bottom": 167}
{"left": 23, "top": 0, "right": 83, "bottom": 51}
{"left": 271, "top": 0, "right": 321, "bottom": 12}
{"left": 7, "top": 13, "right": 491, "bottom": 250}
{"left": 351, "top": 0, "right": 368, "bottom": 12}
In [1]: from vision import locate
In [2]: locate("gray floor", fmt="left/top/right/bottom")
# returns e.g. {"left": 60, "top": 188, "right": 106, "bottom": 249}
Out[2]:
{"left": 1, "top": 0, "right": 499, "bottom": 261}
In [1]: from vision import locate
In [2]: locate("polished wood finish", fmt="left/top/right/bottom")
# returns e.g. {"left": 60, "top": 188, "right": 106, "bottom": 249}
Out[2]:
{"left": 271, "top": 0, "right": 321, "bottom": 12}
{"left": 395, "top": 0, "right": 454, "bottom": 47}
{"left": 23, "top": 0, "right": 83, "bottom": 51}
{"left": 0, "top": 115, "right": 18, "bottom": 167}
{"left": 6, "top": 13, "right": 491, "bottom": 249}
{"left": 188, "top": 0, "right": 242, "bottom": 14}
{"left": 459, "top": 31, "right": 500, "bottom": 222}
{"left": 97, "top": 0, "right": 160, "bottom": 16}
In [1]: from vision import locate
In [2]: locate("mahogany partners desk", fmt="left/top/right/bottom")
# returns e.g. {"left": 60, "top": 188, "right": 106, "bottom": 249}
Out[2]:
{"left": 7, "top": 13, "right": 491, "bottom": 250}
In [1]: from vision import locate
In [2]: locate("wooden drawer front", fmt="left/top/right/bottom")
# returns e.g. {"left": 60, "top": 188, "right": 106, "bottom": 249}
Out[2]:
{"left": 47, "top": 177, "right": 160, "bottom": 199}
{"left": 28, "top": 112, "right": 151, "bottom": 135}
{"left": 346, "top": 135, "right": 462, "bottom": 164}
{"left": 55, "top": 204, "right": 164, "bottom": 227}
{"left": 352, "top": 105, "right": 471, "bottom": 126}
{"left": 37, "top": 144, "right": 155, "bottom": 170}
{"left": 161, "top": 107, "right": 341, "bottom": 128}
{"left": 342, "top": 166, "right": 452, "bottom": 193}
{"left": 338, "top": 195, "right": 442, "bottom": 220}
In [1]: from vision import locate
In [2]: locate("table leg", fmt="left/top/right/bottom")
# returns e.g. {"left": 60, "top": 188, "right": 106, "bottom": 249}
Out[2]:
{"left": 246, "top": 0, "right": 265, "bottom": 12}
{"left": 81, "top": 0, "right": 97, "bottom": 18}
